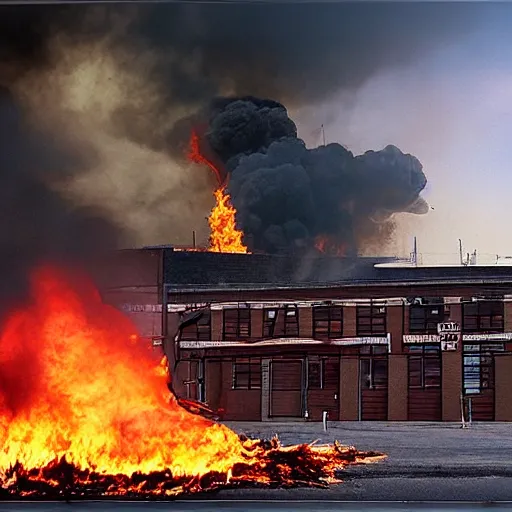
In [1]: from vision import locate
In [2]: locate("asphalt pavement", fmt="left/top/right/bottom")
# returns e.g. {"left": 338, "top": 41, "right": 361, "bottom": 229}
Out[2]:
{"left": 216, "top": 421, "right": 512, "bottom": 501}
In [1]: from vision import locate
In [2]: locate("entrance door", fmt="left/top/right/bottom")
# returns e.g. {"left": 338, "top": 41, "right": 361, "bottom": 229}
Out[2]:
{"left": 359, "top": 353, "right": 388, "bottom": 420}
{"left": 270, "top": 359, "right": 304, "bottom": 418}
{"left": 407, "top": 344, "right": 442, "bottom": 421}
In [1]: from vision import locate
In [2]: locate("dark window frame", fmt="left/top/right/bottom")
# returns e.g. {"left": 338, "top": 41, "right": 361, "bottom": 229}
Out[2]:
{"left": 462, "top": 300, "right": 504, "bottom": 333}
{"left": 262, "top": 305, "right": 299, "bottom": 338}
{"left": 313, "top": 305, "right": 343, "bottom": 339}
{"left": 409, "top": 304, "right": 446, "bottom": 333}
{"left": 223, "top": 306, "right": 251, "bottom": 340}
{"left": 232, "top": 358, "right": 262, "bottom": 390}
{"left": 180, "top": 310, "right": 212, "bottom": 341}
{"left": 356, "top": 304, "right": 387, "bottom": 336}
{"left": 406, "top": 344, "right": 442, "bottom": 389}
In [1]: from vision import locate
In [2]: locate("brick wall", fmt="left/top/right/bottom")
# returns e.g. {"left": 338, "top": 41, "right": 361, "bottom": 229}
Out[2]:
{"left": 442, "top": 351, "right": 462, "bottom": 421}
{"left": 495, "top": 354, "right": 512, "bottom": 421}
{"left": 340, "top": 356, "right": 358, "bottom": 420}
{"left": 343, "top": 307, "right": 357, "bottom": 337}
{"left": 211, "top": 310, "right": 222, "bottom": 341}
{"left": 251, "top": 309, "right": 263, "bottom": 338}
{"left": 388, "top": 355, "right": 408, "bottom": 420}
{"left": 387, "top": 305, "right": 404, "bottom": 353}
{"left": 299, "top": 307, "right": 313, "bottom": 338}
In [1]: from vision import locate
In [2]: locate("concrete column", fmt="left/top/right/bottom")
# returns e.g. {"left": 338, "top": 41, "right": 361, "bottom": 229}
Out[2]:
{"left": 261, "top": 358, "right": 271, "bottom": 421}
{"left": 495, "top": 354, "right": 512, "bottom": 421}
{"left": 343, "top": 307, "right": 356, "bottom": 337}
{"left": 442, "top": 351, "right": 462, "bottom": 421}
{"left": 388, "top": 354, "right": 408, "bottom": 420}
{"left": 387, "top": 305, "right": 404, "bottom": 354}
{"left": 340, "top": 356, "right": 359, "bottom": 421}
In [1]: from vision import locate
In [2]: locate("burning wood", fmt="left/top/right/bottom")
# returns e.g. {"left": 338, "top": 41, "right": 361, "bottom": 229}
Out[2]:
{"left": 0, "top": 266, "right": 385, "bottom": 500}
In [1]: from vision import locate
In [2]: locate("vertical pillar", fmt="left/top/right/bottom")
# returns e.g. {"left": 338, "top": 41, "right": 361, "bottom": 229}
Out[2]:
{"left": 388, "top": 354, "right": 408, "bottom": 420}
{"left": 442, "top": 351, "right": 462, "bottom": 421}
{"left": 299, "top": 306, "right": 313, "bottom": 338}
{"left": 343, "top": 306, "right": 357, "bottom": 337}
{"left": 261, "top": 358, "right": 271, "bottom": 421}
{"left": 387, "top": 305, "right": 404, "bottom": 354}
{"left": 340, "top": 356, "right": 359, "bottom": 420}
{"left": 495, "top": 354, "right": 512, "bottom": 421}
{"left": 251, "top": 309, "right": 263, "bottom": 338}
{"left": 211, "top": 309, "right": 222, "bottom": 341}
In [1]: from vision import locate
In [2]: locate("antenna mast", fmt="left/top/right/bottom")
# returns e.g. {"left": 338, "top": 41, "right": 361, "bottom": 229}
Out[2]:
{"left": 321, "top": 124, "right": 326, "bottom": 146}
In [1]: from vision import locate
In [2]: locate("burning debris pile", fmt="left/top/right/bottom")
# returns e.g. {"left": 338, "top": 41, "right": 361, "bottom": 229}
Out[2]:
{"left": 0, "top": 267, "right": 384, "bottom": 499}
{"left": 189, "top": 96, "right": 429, "bottom": 255}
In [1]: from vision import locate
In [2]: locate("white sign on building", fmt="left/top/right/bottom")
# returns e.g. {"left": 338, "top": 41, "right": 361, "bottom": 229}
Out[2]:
{"left": 438, "top": 322, "right": 461, "bottom": 351}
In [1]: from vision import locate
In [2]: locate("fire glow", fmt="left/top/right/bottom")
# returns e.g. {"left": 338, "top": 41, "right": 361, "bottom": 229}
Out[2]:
{"left": 0, "top": 267, "right": 385, "bottom": 499}
{"left": 188, "top": 131, "right": 248, "bottom": 254}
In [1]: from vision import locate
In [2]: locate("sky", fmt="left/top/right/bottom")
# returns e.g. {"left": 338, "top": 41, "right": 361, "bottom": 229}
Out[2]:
{"left": 294, "top": 6, "right": 512, "bottom": 264}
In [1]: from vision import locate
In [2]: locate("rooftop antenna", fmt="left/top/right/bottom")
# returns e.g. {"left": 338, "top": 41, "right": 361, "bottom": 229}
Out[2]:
{"left": 321, "top": 124, "right": 327, "bottom": 146}
{"left": 411, "top": 236, "right": 418, "bottom": 266}
{"left": 458, "top": 239, "right": 464, "bottom": 266}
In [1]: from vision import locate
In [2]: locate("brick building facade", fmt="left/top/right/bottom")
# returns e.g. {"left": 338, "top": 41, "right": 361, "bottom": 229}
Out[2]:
{"left": 96, "top": 247, "right": 512, "bottom": 422}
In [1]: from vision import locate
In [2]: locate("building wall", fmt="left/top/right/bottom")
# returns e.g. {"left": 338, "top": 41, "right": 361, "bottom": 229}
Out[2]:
{"left": 171, "top": 292, "right": 512, "bottom": 422}
{"left": 495, "top": 354, "right": 512, "bottom": 421}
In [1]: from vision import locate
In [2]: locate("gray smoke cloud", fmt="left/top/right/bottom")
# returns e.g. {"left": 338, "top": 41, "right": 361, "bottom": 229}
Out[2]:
{"left": 203, "top": 97, "right": 427, "bottom": 255}
{"left": 0, "top": 0, "right": 496, "bottom": 294}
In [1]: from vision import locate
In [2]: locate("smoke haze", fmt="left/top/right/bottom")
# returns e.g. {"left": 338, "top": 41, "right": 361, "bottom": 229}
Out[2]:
{"left": 0, "top": 0, "right": 507, "bottom": 299}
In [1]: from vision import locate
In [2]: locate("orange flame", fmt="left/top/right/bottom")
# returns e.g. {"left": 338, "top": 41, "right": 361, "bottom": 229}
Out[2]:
{"left": 208, "top": 187, "right": 248, "bottom": 254}
{"left": 0, "top": 266, "right": 384, "bottom": 497}
{"left": 188, "top": 130, "right": 248, "bottom": 254}
{"left": 315, "top": 236, "right": 346, "bottom": 256}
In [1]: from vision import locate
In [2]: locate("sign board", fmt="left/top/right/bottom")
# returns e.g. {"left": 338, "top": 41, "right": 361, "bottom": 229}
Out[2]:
{"left": 438, "top": 322, "right": 460, "bottom": 351}
{"left": 180, "top": 334, "right": 390, "bottom": 350}
{"left": 463, "top": 333, "right": 512, "bottom": 342}
{"left": 403, "top": 334, "right": 439, "bottom": 344}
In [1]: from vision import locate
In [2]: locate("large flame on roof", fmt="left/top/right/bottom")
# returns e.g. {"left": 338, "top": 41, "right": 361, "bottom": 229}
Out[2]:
{"left": 0, "top": 266, "right": 384, "bottom": 498}
{"left": 188, "top": 131, "right": 248, "bottom": 254}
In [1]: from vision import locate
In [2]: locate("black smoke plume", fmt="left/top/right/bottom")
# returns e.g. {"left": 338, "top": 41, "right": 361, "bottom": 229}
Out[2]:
{"left": 202, "top": 96, "right": 427, "bottom": 255}
{"left": 0, "top": 0, "right": 501, "bottom": 290}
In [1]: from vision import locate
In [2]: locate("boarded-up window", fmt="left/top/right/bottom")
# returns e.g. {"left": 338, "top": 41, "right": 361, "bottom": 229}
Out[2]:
{"left": 180, "top": 310, "right": 211, "bottom": 341}
{"left": 263, "top": 305, "right": 299, "bottom": 338}
{"left": 223, "top": 307, "right": 251, "bottom": 340}
{"left": 462, "top": 301, "right": 504, "bottom": 333}
{"left": 406, "top": 344, "right": 441, "bottom": 388}
{"left": 409, "top": 304, "right": 445, "bottom": 333}
{"left": 356, "top": 305, "right": 387, "bottom": 335}
{"left": 313, "top": 306, "right": 343, "bottom": 339}
{"left": 232, "top": 358, "right": 261, "bottom": 389}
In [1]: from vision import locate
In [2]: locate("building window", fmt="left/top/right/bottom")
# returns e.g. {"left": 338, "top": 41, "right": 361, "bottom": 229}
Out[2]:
{"left": 406, "top": 344, "right": 441, "bottom": 389}
{"left": 359, "top": 357, "right": 388, "bottom": 390}
{"left": 462, "top": 301, "right": 504, "bottom": 333}
{"left": 223, "top": 307, "right": 251, "bottom": 340}
{"left": 313, "top": 306, "right": 343, "bottom": 339}
{"left": 180, "top": 310, "right": 211, "bottom": 341}
{"left": 308, "top": 357, "right": 339, "bottom": 389}
{"left": 232, "top": 358, "right": 261, "bottom": 390}
{"left": 357, "top": 305, "right": 387, "bottom": 335}
{"left": 463, "top": 343, "right": 505, "bottom": 394}
{"left": 263, "top": 305, "right": 299, "bottom": 338}
{"left": 409, "top": 304, "right": 445, "bottom": 333}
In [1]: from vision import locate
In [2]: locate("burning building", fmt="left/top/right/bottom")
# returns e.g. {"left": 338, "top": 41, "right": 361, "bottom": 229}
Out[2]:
{"left": 99, "top": 247, "right": 512, "bottom": 424}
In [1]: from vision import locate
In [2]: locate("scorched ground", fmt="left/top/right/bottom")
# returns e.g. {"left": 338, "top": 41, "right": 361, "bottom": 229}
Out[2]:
{"left": 0, "top": 266, "right": 384, "bottom": 499}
